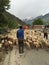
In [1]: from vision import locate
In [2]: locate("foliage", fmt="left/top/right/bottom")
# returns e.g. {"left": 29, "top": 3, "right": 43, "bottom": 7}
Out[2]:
{"left": 0, "top": 0, "right": 10, "bottom": 13}
{"left": 0, "top": 0, "right": 25, "bottom": 31}
{"left": 32, "top": 18, "right": 43, "bottom": 25}
{"left": 46, "top": 19, "right": 49, "bottom": 25}
{"left": 0, "top": 0, "right": 10, "bottom": 29}
{"left": 0, "top": 12, "right": 25, "bottom": 29}
{"left": 5, "top": 12, "right": 25, "bottom": 29}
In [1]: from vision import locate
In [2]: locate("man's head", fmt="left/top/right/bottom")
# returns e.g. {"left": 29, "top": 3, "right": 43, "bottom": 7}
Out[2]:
{"left": 19, "top": 26, "right": 23, "bottom": 29}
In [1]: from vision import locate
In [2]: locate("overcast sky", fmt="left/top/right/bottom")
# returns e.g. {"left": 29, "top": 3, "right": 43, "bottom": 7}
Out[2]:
{"left": 8, "top": 0, "right": 49, "bottom": 19}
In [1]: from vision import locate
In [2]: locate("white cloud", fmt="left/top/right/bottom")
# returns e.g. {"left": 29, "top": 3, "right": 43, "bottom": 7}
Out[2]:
{"left": 8, "top": 0, "right": 49, "bottom": 19}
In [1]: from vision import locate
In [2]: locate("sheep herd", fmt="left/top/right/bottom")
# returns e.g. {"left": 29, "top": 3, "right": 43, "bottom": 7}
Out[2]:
{"left": 0, "top": 29, "right": 49, "bottom": 62}
{"left": 24, "top": 30, "right": 49, "bottom": 49}
{"left": 0, "top": 29, "right": 49, "bottom": 51}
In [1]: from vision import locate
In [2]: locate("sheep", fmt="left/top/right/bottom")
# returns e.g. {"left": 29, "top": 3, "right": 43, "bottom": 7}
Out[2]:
{"left": 44, "top": 40, "right": 49, "bottom": 48}
{"left": 24, "top": 41, "right": 31, "bottom": 49}
{"left": 0, "top": 44, "right": 2, "bottom": 48}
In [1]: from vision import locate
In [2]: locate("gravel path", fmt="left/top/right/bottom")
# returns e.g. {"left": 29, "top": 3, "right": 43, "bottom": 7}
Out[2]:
{"left": 1, "top": 46, "right": 49, "bottom": 65}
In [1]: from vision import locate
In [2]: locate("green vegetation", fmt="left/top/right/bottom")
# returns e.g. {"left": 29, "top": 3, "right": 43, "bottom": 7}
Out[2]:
{"left": 4, "top": 12, "right": 25, "bottom": 29}
{"left": 0, "top": 0, "right": 10, "bottom": 29}
{"left": 32, "top": 18, "right": 43, "bottom": 25}
{"left": 0, "top": 0, "right": 10, "bottom": 13}
{"left": 0, "top": 11, "right": 25, "bottom": 29}
{"left": 0, "top": 0, "right": 25, "bottom": 31}
{"left": 46, "top": 19, "right": 49, "bottom": 25}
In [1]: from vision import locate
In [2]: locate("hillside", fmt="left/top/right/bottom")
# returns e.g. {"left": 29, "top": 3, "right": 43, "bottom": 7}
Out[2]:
{"left": 0, "top": 12, "right": 25, "bottom": 29}
{"left": 6, "top": 12, "right": 26, "bottom": 28}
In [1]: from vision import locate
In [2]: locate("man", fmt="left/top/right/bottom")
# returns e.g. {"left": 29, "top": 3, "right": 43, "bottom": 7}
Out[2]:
{"left": 43, "top": 26, "right": 48, "bottom": 39}
{"left": 17, "top": 26, "right": 24, "bottom": 53}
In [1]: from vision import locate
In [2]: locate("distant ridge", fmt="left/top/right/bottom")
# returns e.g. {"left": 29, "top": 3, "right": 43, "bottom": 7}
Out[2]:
{"left": 23, "top": 13, "right": 49, "bottom": 25}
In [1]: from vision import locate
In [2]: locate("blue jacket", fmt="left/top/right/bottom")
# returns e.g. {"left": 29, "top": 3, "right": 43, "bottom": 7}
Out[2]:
{"left": 17, "top": 29, "right": 24, "bottom": 39}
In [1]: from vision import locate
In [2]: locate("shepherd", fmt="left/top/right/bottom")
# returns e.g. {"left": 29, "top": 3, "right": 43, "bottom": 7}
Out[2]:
{"left": 43, "top": 26, "right": 48, "bottom": 39}
{"left": 17, "top": 26, "right": 24, "bottom": 53}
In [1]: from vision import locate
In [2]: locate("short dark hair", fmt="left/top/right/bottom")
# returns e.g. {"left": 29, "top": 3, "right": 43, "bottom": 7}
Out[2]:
{"left": 19, "top": 26, "right": 23, "bottom": 29}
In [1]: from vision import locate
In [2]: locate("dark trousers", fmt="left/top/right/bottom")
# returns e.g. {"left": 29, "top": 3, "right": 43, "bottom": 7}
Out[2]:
{"left": 18, "top": 39, "right": 24, "bottom": 53}
{"left": 44, "top": 33, "right": 48, "bottom": 39}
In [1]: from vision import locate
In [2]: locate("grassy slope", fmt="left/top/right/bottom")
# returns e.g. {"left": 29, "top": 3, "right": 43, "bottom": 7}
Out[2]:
{"left": 4, "top": 12, "right": 25, "bottom": 29}
{"left": 0, "top": 11, "right": 26, "bottom": 33}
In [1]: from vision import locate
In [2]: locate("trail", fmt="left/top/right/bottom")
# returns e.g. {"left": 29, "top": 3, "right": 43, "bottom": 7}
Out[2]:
{"left": 1, "top": 46, "right": 49, "bottom": 65}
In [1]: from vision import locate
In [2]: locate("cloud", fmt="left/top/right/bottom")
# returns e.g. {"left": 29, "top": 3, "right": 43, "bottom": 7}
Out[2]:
{"left": 8, "top": 0, "right": 49, "bottom": 19}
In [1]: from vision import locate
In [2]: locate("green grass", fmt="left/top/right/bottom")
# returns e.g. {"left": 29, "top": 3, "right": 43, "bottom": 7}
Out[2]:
{"left": 0, "top": 11, "right": 26, "bottom": 31}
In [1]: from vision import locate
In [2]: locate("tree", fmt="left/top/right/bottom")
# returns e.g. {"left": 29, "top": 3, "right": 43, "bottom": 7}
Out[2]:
{"left": 32, "top": 18, "right": 43, "bottom": 25}
{"left": 0, "top": 0, "right": 10, "bottom": 14}
{"left": 0, "top": 0, "right": 10, "bottom": 27}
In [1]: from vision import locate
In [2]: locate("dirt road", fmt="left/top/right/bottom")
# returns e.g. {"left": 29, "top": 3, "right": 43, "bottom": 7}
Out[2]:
{"left": 1, "top": 46, "right": 49, "bottom": 65}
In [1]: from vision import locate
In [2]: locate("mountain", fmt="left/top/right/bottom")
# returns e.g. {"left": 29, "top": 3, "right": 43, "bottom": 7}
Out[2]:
{"left": 23, "top": 17, "right": 34, "bottom": 25}
{"left": 42, "top": 13, "right": 49, "bottom": 19}
{"left": 35, "top": 13, "right": 49, "bottom": 25}
{"left": 23, "top": 13, "right": 49, "bottom": 25}
{"left": 0, "top": 11, "right": 26, "bottom": 29}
